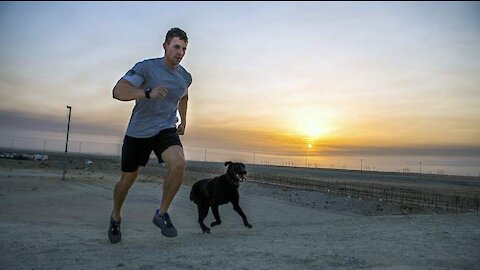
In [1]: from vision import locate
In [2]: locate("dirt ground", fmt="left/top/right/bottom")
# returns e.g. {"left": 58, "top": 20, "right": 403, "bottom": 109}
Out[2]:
{"left": 1, "top": 157, "right": 479, "bottom": 269}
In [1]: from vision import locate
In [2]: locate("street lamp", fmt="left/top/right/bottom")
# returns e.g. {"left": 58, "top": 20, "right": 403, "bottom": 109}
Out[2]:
{"left": 62, "top": 106, "right": 72, "bottom": 180}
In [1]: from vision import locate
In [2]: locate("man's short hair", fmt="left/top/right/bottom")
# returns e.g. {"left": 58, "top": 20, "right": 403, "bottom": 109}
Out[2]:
{"left": 165, "top": 27, "right": 188, "bottom": 44}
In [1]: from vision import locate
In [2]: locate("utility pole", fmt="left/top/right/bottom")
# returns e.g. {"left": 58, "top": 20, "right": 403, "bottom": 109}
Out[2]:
{"left": 361, "top": 159, "right": 363, "bottom": 171}
{"left": 419, "top": 162, "right": 422, "bottom": 174}
{"left": 62, "top": 106, "right": 72, "bottom": 180}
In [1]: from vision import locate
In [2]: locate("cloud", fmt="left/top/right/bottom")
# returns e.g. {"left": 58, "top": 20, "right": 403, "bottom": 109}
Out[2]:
{"left": 183, "top": 124, "right": 480, "bottom": 158}
{"left": 0, "top": 109, "right": 124, "bottom": 138}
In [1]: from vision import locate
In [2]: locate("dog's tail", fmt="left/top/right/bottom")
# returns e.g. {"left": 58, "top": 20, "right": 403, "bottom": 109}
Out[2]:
{"left": 190, "top": 189, "right": 201, "bottom": 204}
{"left": 189, "top": 189, "right": 194, "bottom": 202}
{"left": 189, "top": 182, "right": 197, "bottom": 202}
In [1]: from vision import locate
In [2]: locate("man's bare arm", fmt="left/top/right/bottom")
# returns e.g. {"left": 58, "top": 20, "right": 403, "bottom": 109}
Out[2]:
{"left": 113, "top": 79, "right": 168, "bottom": 101}
{"left": 112, "top": 79, "right": 146, "bottom": 101}
{"left": 177, "top": 93, "right": 189, "bottom": 135}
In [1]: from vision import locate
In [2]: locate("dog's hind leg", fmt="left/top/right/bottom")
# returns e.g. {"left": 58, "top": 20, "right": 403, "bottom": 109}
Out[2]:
{"left": 198, "top": 204, "right": 210, "bottom": 233}
{"left": 210, "top": 205, "right": 222, "bottom": 227}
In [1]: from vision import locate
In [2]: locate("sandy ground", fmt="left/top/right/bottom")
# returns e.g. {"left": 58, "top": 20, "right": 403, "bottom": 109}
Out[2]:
{"left": 1, "top": 159, "right": 479, "bottom": 270}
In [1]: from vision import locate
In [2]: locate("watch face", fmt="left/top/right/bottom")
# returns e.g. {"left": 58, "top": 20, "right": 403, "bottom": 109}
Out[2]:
{"left": 145, "top": 87, "right": 152, "bottom": 98}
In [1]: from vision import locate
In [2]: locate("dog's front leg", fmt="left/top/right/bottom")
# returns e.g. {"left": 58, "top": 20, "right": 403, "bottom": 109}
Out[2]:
{"left": 232, "top": 201, "right": 252, "bottom": 229}
{"left": 210, "top": 204, "right": 222, "bottom": 227}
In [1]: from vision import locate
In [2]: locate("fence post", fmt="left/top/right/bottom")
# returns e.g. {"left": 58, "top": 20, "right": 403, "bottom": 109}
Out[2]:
{"left": 456, "top": 195, "right": 459, "bottom": 212}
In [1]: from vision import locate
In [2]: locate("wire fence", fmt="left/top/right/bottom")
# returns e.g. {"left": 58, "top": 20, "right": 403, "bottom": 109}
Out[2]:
{"left": 252, "top": 173, "right": 479, "bottom": 213}
{"left": 186, "top": 165, "right": 480, "bottom": 213}
{"left": 3, "top": 134, "right": 479, "bottom": 177}
{"left": 1, "top": 133, "right": 479, "bottom": 212}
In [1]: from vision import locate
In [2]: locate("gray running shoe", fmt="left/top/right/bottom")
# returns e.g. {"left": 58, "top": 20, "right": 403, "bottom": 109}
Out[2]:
{"left": 108, "top": 215, "right": 121, "bottom": 244}
{"left": 152, "top": 210, "right": 177, "bottom": 237}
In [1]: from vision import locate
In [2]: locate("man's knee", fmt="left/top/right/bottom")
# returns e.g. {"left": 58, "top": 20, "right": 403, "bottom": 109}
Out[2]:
{"left": 168, "top": 156, "right": 186, "bottom": 172}
{"left": 119, "top": 171, "right": 138, "bottom": 186}
{"left": 162, "top": 146, "right": 186, "bottom": 172}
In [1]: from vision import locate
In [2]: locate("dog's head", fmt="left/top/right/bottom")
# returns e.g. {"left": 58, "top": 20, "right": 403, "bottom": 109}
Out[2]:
{"left": 224, "top": 161, "right": 247, "bottom": 187}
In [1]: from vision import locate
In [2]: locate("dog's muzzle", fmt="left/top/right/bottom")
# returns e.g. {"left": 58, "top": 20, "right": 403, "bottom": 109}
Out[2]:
{"left": 235, "top": 171, "right": 247, "bottom": 183}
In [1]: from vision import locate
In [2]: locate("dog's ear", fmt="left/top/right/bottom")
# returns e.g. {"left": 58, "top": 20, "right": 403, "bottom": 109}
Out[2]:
{"left": 224, "top": 161, "right": 233, "bottom": 166}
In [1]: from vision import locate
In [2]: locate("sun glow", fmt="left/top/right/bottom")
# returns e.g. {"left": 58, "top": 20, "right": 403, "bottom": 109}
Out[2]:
{"left": 303, "top": 125, "right": 329, "bottom": 140}
{"left": 289, "top": 108, "right": 335, "bottom": 141}
{"left": 278, "top": 107, "right": 340, "bottom": 154}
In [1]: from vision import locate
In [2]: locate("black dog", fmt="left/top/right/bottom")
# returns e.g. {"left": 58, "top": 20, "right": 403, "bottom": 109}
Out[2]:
{"left": 190, "top": 161, "right": 252, "bottom": 233}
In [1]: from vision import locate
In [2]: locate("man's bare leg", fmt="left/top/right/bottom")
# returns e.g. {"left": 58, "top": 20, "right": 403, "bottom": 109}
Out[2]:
{"left": 159, "top": 145, "right": 186, "bottom": 214}
{"left": 112, "top": 170, "right": 138, "bottom": 221}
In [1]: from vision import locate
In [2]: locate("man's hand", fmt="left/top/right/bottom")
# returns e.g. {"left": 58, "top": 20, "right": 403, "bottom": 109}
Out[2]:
{"left": 150, "top": 86, "right": 168, "bottom": 99}
{"left": 177, "top": 124, "right": 186, "bottom": 135}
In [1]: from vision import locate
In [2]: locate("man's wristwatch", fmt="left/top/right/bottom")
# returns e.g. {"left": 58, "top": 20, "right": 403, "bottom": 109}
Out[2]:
{"left": 144, "top": 87, "right": 152, "bottom": 99}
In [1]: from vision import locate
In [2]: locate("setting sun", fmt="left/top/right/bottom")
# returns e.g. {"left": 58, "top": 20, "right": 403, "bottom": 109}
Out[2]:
{"left": 287, "top": 108, "right": 335, "bottom": 141}
{"left": 304, "top": 125, "right": 328, "bottom": 140}
{"left": 296, "top": 115, "right": 331, "bottom": 141}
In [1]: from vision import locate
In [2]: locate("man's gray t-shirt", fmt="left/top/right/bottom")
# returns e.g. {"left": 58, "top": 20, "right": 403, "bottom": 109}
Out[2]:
{"left": 122, "top": 57, "right": 192, "bottom": 138}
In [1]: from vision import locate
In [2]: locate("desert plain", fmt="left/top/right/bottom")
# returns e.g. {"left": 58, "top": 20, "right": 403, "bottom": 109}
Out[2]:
{"left": 0, "top": 152, "right": 479, "bottom": 270}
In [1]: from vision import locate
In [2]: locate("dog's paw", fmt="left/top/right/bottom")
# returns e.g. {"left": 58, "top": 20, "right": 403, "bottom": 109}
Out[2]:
{"left": 210, "top": 221, "right": 221, "bottom": 227}
{"left": 202, "top": 227, "right": 211, "bottom": 233}
{"left": 245, "top": 224, "right": 253, "bottom": 229}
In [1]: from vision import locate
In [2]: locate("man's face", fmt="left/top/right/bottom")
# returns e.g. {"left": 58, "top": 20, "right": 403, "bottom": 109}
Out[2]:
{"left": 163, "top": 37, "right": 187, "bottom": 67}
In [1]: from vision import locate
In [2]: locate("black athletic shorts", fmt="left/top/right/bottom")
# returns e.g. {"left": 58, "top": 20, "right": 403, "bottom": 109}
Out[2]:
{"left": 121, "top": 128, "right": 182, "bottom": 172}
